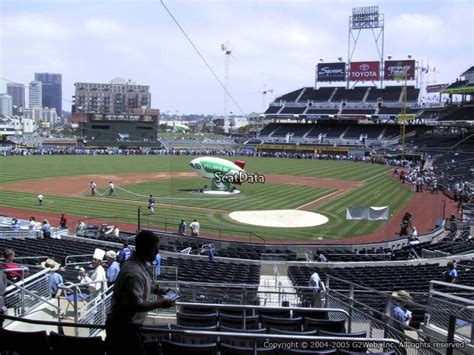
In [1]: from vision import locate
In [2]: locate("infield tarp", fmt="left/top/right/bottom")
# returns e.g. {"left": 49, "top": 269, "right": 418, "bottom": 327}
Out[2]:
{"left": 346, "top": 206, "right": 389, "bottom": 220}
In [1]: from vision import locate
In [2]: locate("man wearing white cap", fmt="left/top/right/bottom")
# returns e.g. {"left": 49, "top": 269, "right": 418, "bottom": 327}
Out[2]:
{"left": 105, "top": 251, "right": 120, "bottom": 285}
{"left": 79, "top": 248, "right": 107, "bottom": 300}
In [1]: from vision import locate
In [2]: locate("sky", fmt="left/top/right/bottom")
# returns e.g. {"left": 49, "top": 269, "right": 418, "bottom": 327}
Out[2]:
{"left": 0, "top": 0, "right": 473, "bottom": 115}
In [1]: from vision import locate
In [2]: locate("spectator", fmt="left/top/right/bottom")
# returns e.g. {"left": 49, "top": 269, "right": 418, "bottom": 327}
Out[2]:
{"left": 105, "top": 251, "right": 120, "bottom": 285}
{"left": 177, "top": 219, "right": 187, "bottom": 235}
{"left": 151, "top": 252, "right": 161, "bottom": 277}
{"left": 0, "top": 270, "right": 6, "bottom": 328}
{"left": 78, "top": 249, "right": 107, "bottom": 300}
{"left": 41, "top": 219, "right": 51, "bottom": 238}
{"left": 10, "top": 218, "right": 20, "bottom": 232}
{"left": 118, "top": 241, "right": 132, "bottom": 266}
{"left": 28, "top": 216, "right": 37, "bottom": 238}
{"left": 189, "top": 219, "right": 200, "bottom": 236}
{"left": 76, "top": 221, "right": 87, "bottom": 236}
{"left": 208, "top": 244, "right": 215, "bottom": 263}
{"left": 449, "top": 214, "right": 458, "bottom": 233}
{"left": 314, "top": 250, "right": 328, "bottom": 262}
{"left": 105, "top": 230, "right": 174, "bottom": 355}
{"left": 308, "top": 267, "right": 326, "bottom": 307}
{"left": 389, "top": 290, "right": 413, "bottom": 332}
{"left": 40, "top": 258, "right": 63, "bottom": 298}
{"left": 0, "top": 249, "right": 28, "bottom": 282}
{"left": 443, "top": 261, "right": 458, "bottom": 283}
{"left": 105, "top": 226, "right": 120, "bottom": 238}
{"left": 59, "top": 213, "right": 67, "bottom": 229}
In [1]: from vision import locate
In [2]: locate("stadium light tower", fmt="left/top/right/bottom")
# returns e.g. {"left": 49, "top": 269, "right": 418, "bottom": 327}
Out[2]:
{"left": 221, "top": 42, "right": 232, "bottom": 125}
{"left": 348, "top": 6, "right": 385, "bottom": 88}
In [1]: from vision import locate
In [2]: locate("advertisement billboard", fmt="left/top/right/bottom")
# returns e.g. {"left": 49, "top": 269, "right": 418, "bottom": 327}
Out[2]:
{"left": 426, "top": 84, "right": 448, "bottom": 93}
{"left": 349, "top": 61, "right": 380, "bottom": 81}
{"left": 317, "top": 62, "right": 346, "bottom": 82}
{"left": 384, "top": 60, "right": 415, "bottom": 80}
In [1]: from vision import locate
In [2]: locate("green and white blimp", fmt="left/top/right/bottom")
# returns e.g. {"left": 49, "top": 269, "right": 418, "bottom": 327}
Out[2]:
{"left": 189, "top": 157, "right": 249, "bottom": 192}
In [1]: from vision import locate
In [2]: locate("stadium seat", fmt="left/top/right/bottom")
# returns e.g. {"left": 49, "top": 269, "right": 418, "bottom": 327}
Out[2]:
{"left": 161, "top": 340, "right": 218, "bottom": 354}
{"left": 49, "top": 331, "right": 105, "bottom": 355}
{"left": 261, "top": 315, "right": 303, "bottom": 332}
{"left": 219, "top": 313, "right": 261, "bottom": 329}
{"left": 219, "top": 343, "right": 276, "bottom": 354}
{"left": 169, "top": 324, "right": 218, "bottom": 344}
{"left": 303, "top": 318, "right": 346, "bottom": 333}
{"left": 0, "top": 329, "right": 49, "bottom": 354}
{"left": 177, "top": 311, "right": 218, "bottom": 327}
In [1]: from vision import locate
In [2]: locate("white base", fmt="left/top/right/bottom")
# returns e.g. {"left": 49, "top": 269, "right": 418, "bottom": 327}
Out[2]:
{"left": 202, "top": 189, "right": 241, "bottom": 195}
{"left": 229, "top": 209, "right": 329, "bottom": 228}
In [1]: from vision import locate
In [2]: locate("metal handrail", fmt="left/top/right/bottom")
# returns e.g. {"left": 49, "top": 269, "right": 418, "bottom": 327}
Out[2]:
{"left": 64, "top": 254, "right": 93, "bottom": 266}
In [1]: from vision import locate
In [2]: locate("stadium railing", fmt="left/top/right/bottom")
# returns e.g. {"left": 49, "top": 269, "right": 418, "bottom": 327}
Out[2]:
{"left": 324, "top": 275, "right": 473, "bottom": 354}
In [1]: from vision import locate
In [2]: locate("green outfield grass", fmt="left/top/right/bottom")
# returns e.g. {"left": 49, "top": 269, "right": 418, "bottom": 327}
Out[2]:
{"left": 0, "top": 155, "right": 413, "bottom": 241}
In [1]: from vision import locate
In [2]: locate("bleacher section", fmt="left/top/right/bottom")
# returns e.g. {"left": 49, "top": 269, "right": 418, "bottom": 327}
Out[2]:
{"left": 366, "top": 86, "right": 402, "bottom": 101}
{"left": 438, "top": 107, "right": 474, "bottom": 121}
{"left": 305, "top": 108, "right": 339, "bottom": 115}
{"left": 269, "top": 124, "right": 311, "bottom": 138}
{"left": 298, "top": 87, "right": 335, "bottom": 102}
{"left": 274, "top": 88, "right": 305, "bottom": 102}
{"left": 340, "top": 109, "right": 375, "bottom": 115}
{"left": 279, "top": 106, "right": 306, "bottom": 115}
{"left": 378, "top": 106, "right": 402, "bottom": 115}
{"left": 332, "top": 87, "right": 368, "bottom": 102}
{"left": 264, "top": 106, "right": 281, "bottom": 115}
{"left": 343, "top": 125, "right": 383, "bottom": 139}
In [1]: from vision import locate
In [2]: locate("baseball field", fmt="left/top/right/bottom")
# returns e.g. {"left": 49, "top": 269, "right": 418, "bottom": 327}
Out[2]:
{"left": 0, "top": 155, "right": 417, "bottom": 242}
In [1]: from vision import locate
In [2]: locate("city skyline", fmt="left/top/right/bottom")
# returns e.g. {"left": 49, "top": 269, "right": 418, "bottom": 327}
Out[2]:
{"left": 0, "top": 0, "right": 472, "bottom": 115}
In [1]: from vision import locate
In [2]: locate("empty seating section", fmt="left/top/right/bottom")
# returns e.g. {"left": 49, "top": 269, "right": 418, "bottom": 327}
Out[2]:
{"left": 378, "top": 107, "right": 402, "bottom": 115}
{"left": 331, "top": 87, "right": 368, "bottom": 102}
{"left": 161, "top": 257, "right": 260, "bottom": 284}
{"left": 305, "top": 108, "right": 339, "bottom": 115}
{"left": 439, "top": 107, "right": 474, "bottom": 121}
{"left": 275, "top": 88, "right": 305, "bottom": 102}
{"left": 298, "top": 87, "right": 335, "bottom": 102}
{"left": 366, "top": 87, "right": 402, "bottom": 101}
{"left": 340, "top": 109, "right": 375, "bottom": 115}
{"left": 405, "top": 86, "right": 420, "bottom": 101}
{"left": 271, "top": 124, "right": 311, "bottom": 138}
{"left": 289, "top": 263, "right": 474, "bottom": 314}
{"left": 264, "top": 106, "right": 281, "bottom": 115}
{"left": 343, "top": 125, "right": 384, "bottom": 139}
{"left": 279, "top": 107, "right": 306, "bottom": 115}
{"left": 258, "top": 123, "right": 280, "bottom": 136}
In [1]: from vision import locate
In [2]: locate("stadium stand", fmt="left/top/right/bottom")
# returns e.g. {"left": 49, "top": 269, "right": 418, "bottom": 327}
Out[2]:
{"left": 274, "top": 88, "right": 305, "bottom": 102}
{"left": 331, "top": 87, "right": 369, "bottom": 102}
{"left": 298, "top": 87, "right": 335, "bottom": 102}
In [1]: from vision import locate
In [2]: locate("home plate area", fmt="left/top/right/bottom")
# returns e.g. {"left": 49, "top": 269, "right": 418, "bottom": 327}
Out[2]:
{"left": 228, "top": 210, "right": 329, "bottom": 228}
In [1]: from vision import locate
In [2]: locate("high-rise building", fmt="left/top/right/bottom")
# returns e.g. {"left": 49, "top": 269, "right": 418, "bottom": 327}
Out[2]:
{"left": 6, "top": 83, "right": 26, "bottom": 109}
{"left": 0, "top": 94, "right": 13, "bottom": 117}
{"left": 29, "top": 81, "right": 43, "bottom": 108}
{"left": 74, "top": 78, "right": 151, "bottom": 115}
{"left": 34, "top": 73, "right": 62, "bottom": 116}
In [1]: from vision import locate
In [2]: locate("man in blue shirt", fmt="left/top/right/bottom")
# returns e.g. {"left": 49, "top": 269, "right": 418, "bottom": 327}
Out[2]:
{"left": 11, "top": 218, "right": 20, "bottom": 232}
{"left": 106, "top": 251, "right": 120, "bottom": 285}
{"left": 444, "top": 261, "right": 458, "bottom": 283}
{"left": 41, "top": 258, "right": 63, "bottom": 298}
{"left": 118, "top": 241, "right": 132, "bottom": 266}
{"left": 389, "top": 290, "right": 413, "bottom": 332}
{"left": 41, "top": 219, "right": 51, "bottom": 238}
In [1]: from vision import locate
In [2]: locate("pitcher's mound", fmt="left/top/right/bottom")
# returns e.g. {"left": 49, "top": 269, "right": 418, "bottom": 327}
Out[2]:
{"left": 229, "top": 210, "right": 329, "bottom": 228}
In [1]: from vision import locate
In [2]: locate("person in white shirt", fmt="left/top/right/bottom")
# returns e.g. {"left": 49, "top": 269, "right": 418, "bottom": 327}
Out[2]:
{"left": 79, "top": 248, "right": 107, "bottom": 300}
{"left": 189, "top": 219, "right": 200, "bottom": 236}
{"left": 108, "top": 182, "right": 117, "bottom": 197}
{"left": 309, "top": 267, "right": 326, "bottom": 307}
{"left": 37, "top": 194, "right": 43, "bottom": 206}
{"left": 28, "top": 216, "right": 37, "bottom": 237}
